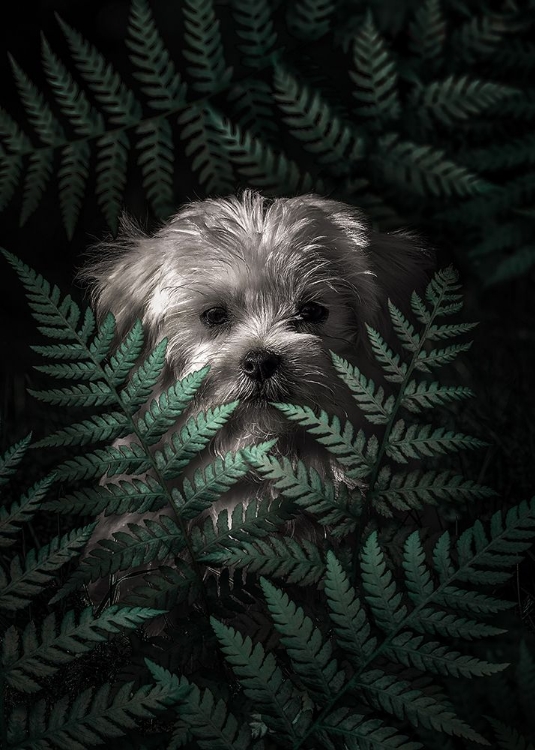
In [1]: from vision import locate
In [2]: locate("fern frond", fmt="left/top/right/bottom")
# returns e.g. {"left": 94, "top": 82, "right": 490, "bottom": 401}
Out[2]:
{"left": 123, "top": 562, "right": 197, "bottom": 610}
{"left": 331, "top": 352, "right": 394, "bottom": 424}
{"left": 20, "top": 149, "right": 54, "bottom": 225}
{"left": 7, "top": 678, "right": 185, "bottom": 748}
{"left": 361, "top": 531, "right": 407, "bottom": 633}
{"left": 136, "top": 365, "right": 209, "bottom": 446}
{"left": 401, "top": 381, "right": 474, "bottom": 413}
{"left": 2, "top": 605, "right": 164, "bottom": 692}
{"left": 44, "top": 477, "right": 166, "bottom": 516}
{"left": 147, "top": 659, "right": 251, "bottom": 749}
{"left": 95, "top": 131, "right": 129, "bottom": 232}
{"left": 387, "top": 301, "right": 421, "bottom": 352}
{"left": 408, "top": 0, "right": 446, "bottom": 64}
{"left": 227, "top": 80, "right": 279, "bottom": 142}
{"left": 0, "top": 473, "right": 55, "bottom": 547}
{"left": 34, "top": 412, "right": 129, "bottom": 449}
{"left": 55, "top": 443, "right": 151, "bottom": 483}
{"left": 365, "top": 325, "right": 408, "bottom": 383}
{"left": 28, "top": 382, "right": 116, "bottom": 408}
{"left": 487, "top": 718, "right": 535, "bottom": 750}
{"left": 261, "top": 578, "right": 342, "bottom": 700}
{"left": 325, "top": 551, "right": 377, "bottom": 666}
{"left": 154, "top": 402, "right": 239, "bottom": 481}
{"left": 182, "top": 0, "right": 232, "bottom": 94}
{"left": 272, "top": 404, "right": 374, "bottom": 475}
{"left": 127, "top": 0, "right": 187, "bottom": 110}
{"left": 452, "top": 14, "right": 513, "bottom": 63}
{"left": 58, "top": 16, "right": 142, "bottom": 126}
{"left": 210, "top": 618, "right": 303, "bottom": 743}
{"left": 286, "top": 0, "right": 335, "bottom": 41}
{"left": 204, "top": 536, "right": 324, "bottom": 584}
{"left": 0, "top": 433, "right": 31, "bottom": 487}
{"left": 120, "top": 337, "right": 168, "bottom": 412}
{"left": 387, "top": 420, "right": 485, "bottom": 463}
{"left": 415, "top": 76, "right": 518, "bottom": 126}
{"left": 136, "top": 117, "right": 175, "bottom": 217}
{"left": 232, "top": 0, "right": 278, "bottom": 67}
{"left": 9, "top": 55, "right": 64, "bottom": 146}
{"left": 376, "top": 134, "right": 490, "bottom": 197}
{"left": 371, "top": 468, "right": 494, "bottom": 514}
{"left": 273, "top": 66, "right": 364, "bottom": 172}
{"left": 179, "top": 103, "right": 235, "bottom": 193}
{"left": 0, "top": 523, "right": 95, "bottom": 611}
{"left": 53, "top": 516, "right": 184, "bottom": 603}
{"left": 319, "top": 710, "right": 420, "bottom": 749}
{"left": 41, "top": 34, "right": 104, "bottom": 136}
{"left": 0, "top": 151, "right": 24, "bottom": 212}
{"left": 351, "top": 12, "right": 400, "bottom": 122}
{"left": 358, "top": 668, "right": 488, "bottom": 743}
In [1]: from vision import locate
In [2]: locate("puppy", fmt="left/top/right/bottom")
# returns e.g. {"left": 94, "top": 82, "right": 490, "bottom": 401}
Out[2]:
{"left": 81, "top": 191, "right": 430, "bottom": 602}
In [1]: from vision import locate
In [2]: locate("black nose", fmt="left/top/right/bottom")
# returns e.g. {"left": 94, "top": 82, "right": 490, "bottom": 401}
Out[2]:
{"left": 241, "top": 349, "right": 281, "bottom": 382}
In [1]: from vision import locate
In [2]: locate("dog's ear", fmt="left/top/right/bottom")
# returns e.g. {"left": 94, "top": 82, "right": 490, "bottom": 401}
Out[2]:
{"left": 79, "top": 215, "right": 163, "bottom": 341}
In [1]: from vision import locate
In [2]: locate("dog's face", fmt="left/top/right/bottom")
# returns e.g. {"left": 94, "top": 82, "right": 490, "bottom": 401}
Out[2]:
{"left": 83, "top": 192, "right": 429, "bottom": 445}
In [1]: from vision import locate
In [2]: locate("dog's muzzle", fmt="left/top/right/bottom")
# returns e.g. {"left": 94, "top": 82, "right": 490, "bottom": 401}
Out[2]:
{"left": 240, "top": 349, "right": 281, "bottom": 382}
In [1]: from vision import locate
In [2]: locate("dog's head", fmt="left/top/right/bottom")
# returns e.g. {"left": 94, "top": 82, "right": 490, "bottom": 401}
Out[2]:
{"left": 81, "top": 192, "right": 430, "bottom": 442}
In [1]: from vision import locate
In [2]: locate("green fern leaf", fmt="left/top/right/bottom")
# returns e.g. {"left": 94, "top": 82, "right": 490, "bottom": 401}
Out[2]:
{"left": 483, "top": 246, "right": 535, "bottom": 287}
{"left": 351, "top": 12, "right": 400, "bottom": 122}
{"left": 41, "top": 34, "right": 104, "bottom": 136}
{"left": 435, "top": 586, "right": 514, "bottom": 616}
{"left": 331, "top": 351, "right": 395, "bottom": 424}
{"left": 325, "top": 551, "right": 377, "bottom": 665}
{"left": 408, "top": 0, "right": 446, "bottom": 64}
{"left": 452, "top": 13, "right": 514, "bottom": 63}
{"left": 204, "top": 536, "right": 324, "bottom": 584}
{"left": 120, "top": 337, "right": 168, "bottom": 412}
{"left": 361, "top": 531, "right": 407, "bottom": 632}
{"left": 182, "top": 0, "right": 232, "bottom": 93}
{"left": 387, "top": 420, "right": 486, "bottom": 462}
{"left": 273, "top": 65, "right": 364, "bottom": 172}
{"left": 28, "top": 382, "right": 116, "bottom": 408}
{"left": 320, "top": 709, "right": 421, "bottom": 748}
{"left": 105, "top": 319, "right": 144, "bottom": 385}
{"left": 55, "top": 442, "right": 151, "bottom": 483}
{"left": 60, "top": 135, "right": 91, "bottom": 235}
{"left": 137, "top": 366, "right": 209, "bottom": 445}
{"left": 261, "top": 578, "right": 342, "bottom": 700}
{"left": 241, "top": 450, "right": 363, "bottom": 532}
{"left": 124, "top": 561, "right": 196, "bottom": 610}
{"left": 7, "top": 678, "right": 185, "bottom": 748}
{"left": 210, "top": 618, "right": 303, "bottom": 743}
{"left": 371, "top": 468, "right": 495, "bottom": 514}
{"left": 0, "top": 151, "right": 24, "bottom": 211}
{"left": 227, "top": 80, "right": 279, "bottom": 142}
{"left": 33, "top": 412, "right": 129, "bottom": 449}
{"left": 358, "top": 668, "right": 488, "bottom": 743}
{"left": 9, "top": 55, "right": 64, "bottom": 146}
{"left": 179, "top": 103, "right": 235, "bottom": 193}
{"left": 155, "top": 402, "right": 239, "bottom": 481}
{"left": 376, "top": 134, "right": 489, "bottom": 197}
{"left": 487, "top": 718, "right": 535, "bottom": 750}
{"left": 148, "top": 660, "right": 251, "bottom": 749}
{"left": 0, "top": 433, "right": 32, "bottom": 487}
{"left": 58, "top": 16, "right": 142, "bottom": 126}
{"left": 286, "top": 0, "right": 335, "bottom": 41}
{"left": 402, "top": 381, "right": 474, "bottom": 412}
{"left": 388, "top": 301, "right": 421, "bottom": 351}
{"left": 2, "top": 605, "right": 164, "bottom": 692}
{"left": 232, "top": 0, "right": 278, "bottom": 67}
{"left": 136, "top": 116, "right": 175, "bottom": 217}
{"left": 365, "top": 325, "right": 408, "bottom": 383}
{"left": 415, "top": 76, "right": 518, "bottom": 126}
{"left": 414, "top": 607, "right": 506, "bottom": 640}
{"left": 127, "top": 0, "right": 187, "bottom": 110}
{"left": 54, "top": 516, "right": 184, "bottom": 602}
{"left": 96, "top": 131, "right": 129, "bottom": 232}
{"left": 20, "top": 149, "right": 54, "bottom": 225}
{"left": 0, "top": 523, "right": 95, "bottom": 611}
{"left": 210, "top": 110, "right": 320, "bottom": 194}
{"left": 273, "top": 404, "right": 374, "bottom": 478}
{"left": 44, "top": 476, "right": 166, "bottom": 516}
{"left": 33, "top": 361, "right": 102, "bottom": 380}
{"left": 0, "top": 105, "right": 31, "bottom": 153}
{"left": 0, "top": 473, "right": 55, "bottom": 547}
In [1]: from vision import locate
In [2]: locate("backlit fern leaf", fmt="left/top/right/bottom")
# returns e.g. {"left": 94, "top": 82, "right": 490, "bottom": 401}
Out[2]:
{"left": 2, "top": 605, "right": 164, "bottom": 693}
{"left": 210, "top": 618, "right": 303, "bottom": 744}
{"left": 182, "top": 0, "right": 232, "bottom": 94}
{"left": 286, "top": 0, "right": 335, "bottom": 41}
{"left": 261, "top": 578, "right": 342, "bottom": 700}
{"left": 0, "top": 473, "right": 55, "bottom": 547}
{"left": 274, "top": 66, "right": 364, "bottom": 173}
{"left": 232, "top": 0, "right": 278, "bottom": 67}
{"left": 127, "top": 0, "right": 187, "bottom": 110}
{"left": 7, "top": 678, "right": 185, "bottom": 748}
{"left": 0, "top": 524, "right": 95, "bottom": 611}
{"left": 351, "top": 12, "right": 400, "bottom": 122}
{"left": 205, "top": 536, "right": 324, "bottom": 585}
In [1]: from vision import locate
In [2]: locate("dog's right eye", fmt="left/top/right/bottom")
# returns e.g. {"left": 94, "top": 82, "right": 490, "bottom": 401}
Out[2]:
{"left": 201, "top": 307, "right": 229, "bottom": 327}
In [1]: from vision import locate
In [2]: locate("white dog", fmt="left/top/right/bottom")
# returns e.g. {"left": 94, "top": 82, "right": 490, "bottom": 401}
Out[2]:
{"left": 81, "top": 191, "right": 430, "bottom": 600}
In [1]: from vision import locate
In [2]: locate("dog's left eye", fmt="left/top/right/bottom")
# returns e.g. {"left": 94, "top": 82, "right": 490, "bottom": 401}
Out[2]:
{"left": 297, "top": 302, "right": 329, "bottom": 323}
{"left": 201, "top": 307, "right": 229, "bottom": 326}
